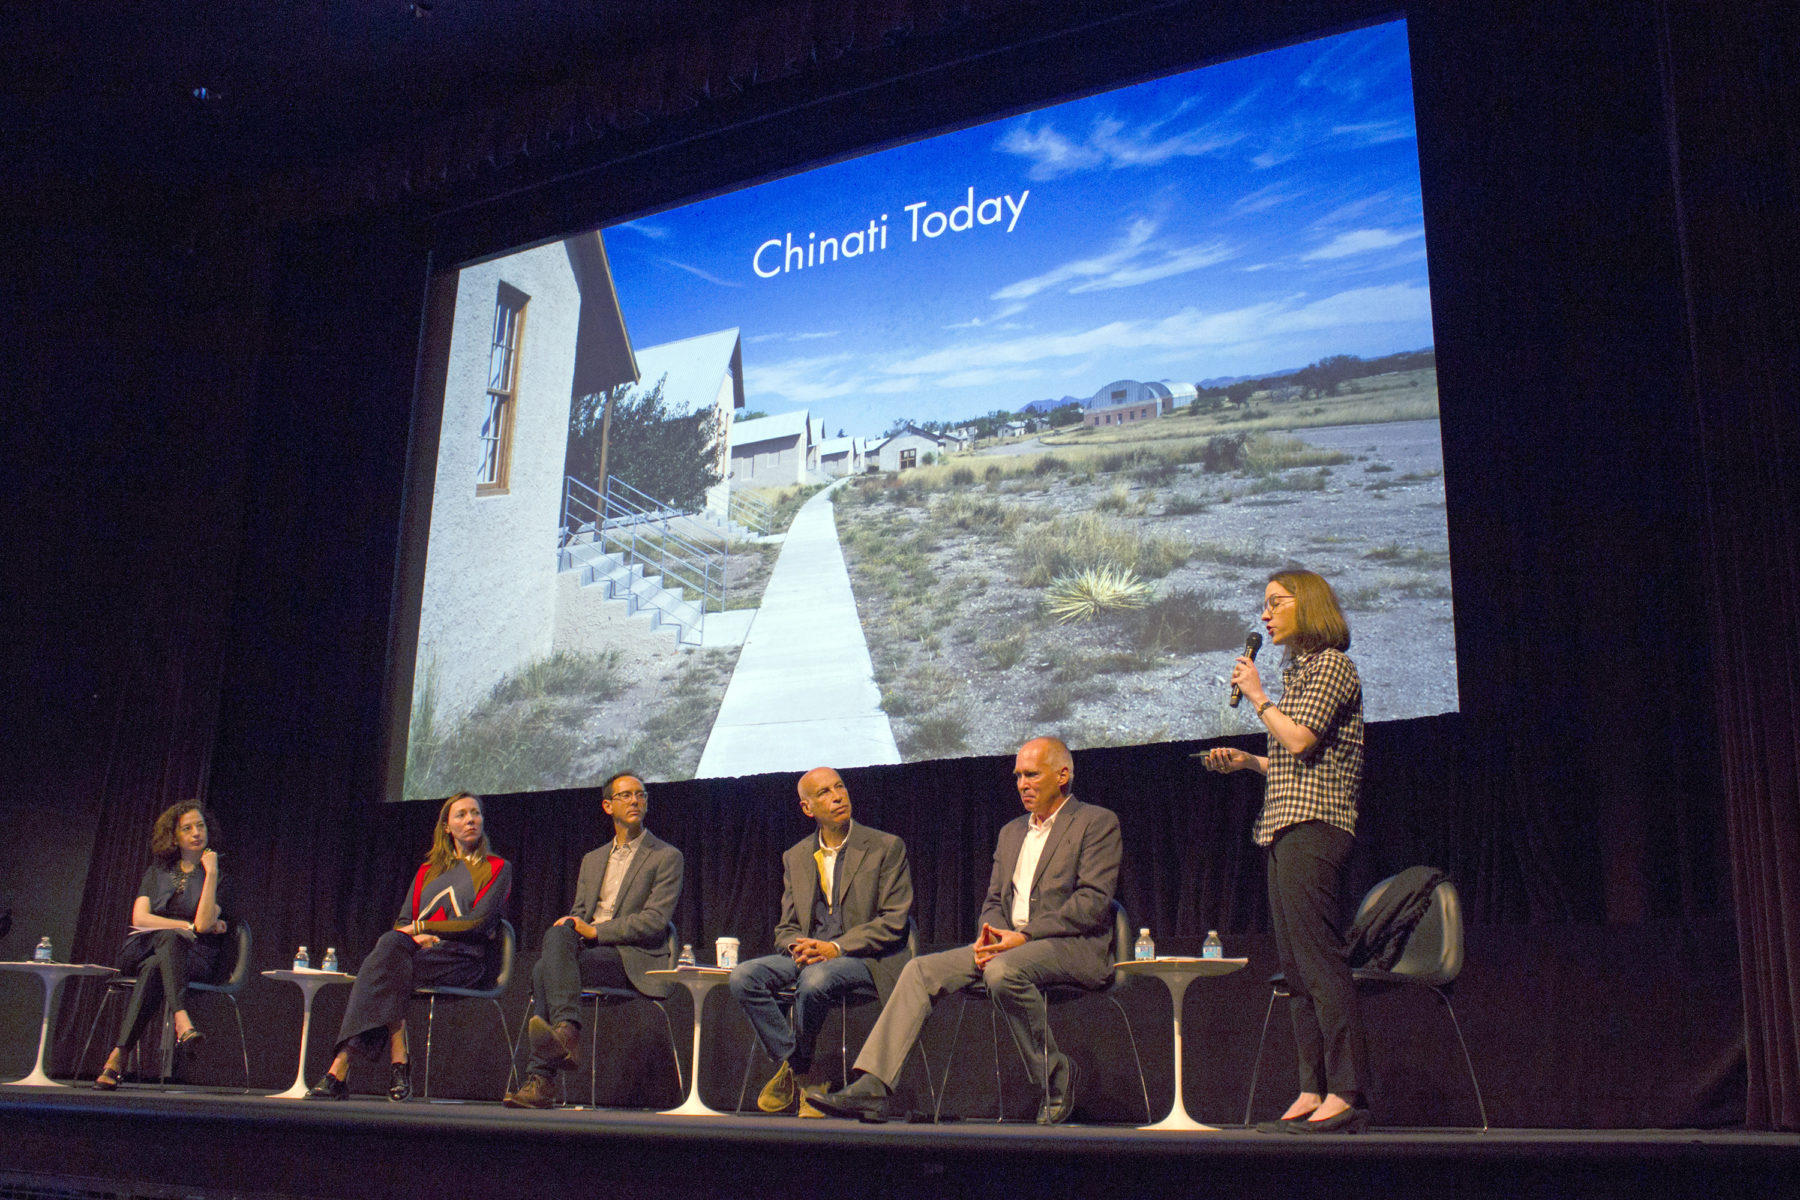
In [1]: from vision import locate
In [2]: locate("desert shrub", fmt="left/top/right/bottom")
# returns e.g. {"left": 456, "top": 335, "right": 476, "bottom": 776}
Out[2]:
{"left": 1033, "top": 694, "right": 1073, "bottom": 723}
{"left": 491, "top": 649, "right": 625, "bottom": 703}
{"left": 984, "top": 464, "right": 1004, "bottom": 482}
{"left": 1243, "top": 468, "right": 1329, "bottom": 496}
{"left": 903, "top": 709, "right": 970, "bottom": 757}
{"left": 936, "top": 494, "right": 1024, "bottom": 534}
{"left": 1201, "top": 434, "right": 1248, "bottom": 473}
{"left": 1093, "top": 483, "right": 1144, "bottom": 515}
{"left": 949, "top": 466, "right": 976, "bottom": 486}
{"left": 1033, "top": 454, "right": 1069, "bottom": 476}
{"left": 982, "top": 632, "right": 1029, "bottom": 670}
{"left": 1162, "top": 494, "right": 1209, "bottom": 515}
{"left": 1044, "top": 566, "right": 1152, "bottom": 623}
{"left": 1015, "top": 513, "right": 1189, "bottom": 585}
{"left": 1132, "top": 456, "right": 1179, "bottom": 485}
{"left": 1242, "top": 433, "right": 1350, "bottom": 474}
{"left": 1120, "top": 589, "right": 1245, "bottom": 654}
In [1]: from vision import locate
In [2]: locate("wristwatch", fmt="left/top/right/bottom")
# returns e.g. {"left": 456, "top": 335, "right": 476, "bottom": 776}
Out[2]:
{"left": 1256, "top": 698, "right": 1277, "bottom": 718}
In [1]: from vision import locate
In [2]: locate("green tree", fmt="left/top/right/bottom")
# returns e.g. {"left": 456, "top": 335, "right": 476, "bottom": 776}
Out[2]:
{"left": 569, "top": 375, "right": 724, "bottom": 512}
{"left": 1047, "top": 403, "right": 1084, "bottom": 427}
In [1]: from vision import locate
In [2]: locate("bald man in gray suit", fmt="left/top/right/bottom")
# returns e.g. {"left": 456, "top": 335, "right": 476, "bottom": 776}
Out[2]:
{"left": 811, "top": 738, "right": 1120, "bottom": 1125}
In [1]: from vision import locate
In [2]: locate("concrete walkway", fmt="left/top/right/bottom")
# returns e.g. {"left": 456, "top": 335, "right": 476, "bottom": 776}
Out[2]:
{"left": 696, "top": 481, "right": 900, "bottom": 778}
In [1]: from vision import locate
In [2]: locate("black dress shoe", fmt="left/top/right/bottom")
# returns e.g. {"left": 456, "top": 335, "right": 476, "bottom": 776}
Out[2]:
{"left": 305, "top": 1073, "right": 349, "bottom": 1100}
{"left": 807, "top": 1074, "right": 892, "bottom": 1121}
{"left": 1286, "top": 1105, "right": 1371, "bottom": 1134}
{"left": 388, "top": 1061, "right": 413, "bottom": 1102}
{"left": 1254, "top": 1110, "right": 1317, "bottom": 1133}
{"left": 1036, "top": 1055, "right": 1078, "bottom": 1126}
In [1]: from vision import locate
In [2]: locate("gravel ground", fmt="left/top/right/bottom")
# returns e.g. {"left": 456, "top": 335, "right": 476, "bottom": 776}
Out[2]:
{"left": 836, "top": 418, "right": 1456, "bottom": 761}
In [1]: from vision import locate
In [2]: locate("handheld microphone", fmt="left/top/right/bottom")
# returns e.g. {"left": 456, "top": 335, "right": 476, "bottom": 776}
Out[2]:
{"left": 1227, "top": 631, "right": 1263, "bottom": 708}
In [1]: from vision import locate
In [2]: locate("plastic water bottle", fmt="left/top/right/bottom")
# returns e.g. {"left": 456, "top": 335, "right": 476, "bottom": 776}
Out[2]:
{"left": 321, "top": 947, "right": 339, "bottom": 973}
{"left": 33, "top": 937, "right": 53, "bottom": 963}
{"left": 293, "top": 945, "right": 311, "bottom": 971}
{"left": 677, "top": 943, "right": 697, "bottom": 968}
{"left": 1134, "top": 927, "right": 1155, "bottom": 961}
{"left": 1203, "top": 930, "right": 1223, "bottom": 960}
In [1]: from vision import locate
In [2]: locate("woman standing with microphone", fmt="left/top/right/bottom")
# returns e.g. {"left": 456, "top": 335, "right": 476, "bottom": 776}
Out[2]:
{"left": 1203, "top": 568, "right": 1369, "bottom": 1133}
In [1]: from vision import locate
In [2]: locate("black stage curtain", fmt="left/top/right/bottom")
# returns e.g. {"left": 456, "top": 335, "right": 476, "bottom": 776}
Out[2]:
{"left": 1658, "top": 1, "right": 1800, "bottom": 1133}
{"left": 5, "top": 0, "right": 1785, "bottom": 1129}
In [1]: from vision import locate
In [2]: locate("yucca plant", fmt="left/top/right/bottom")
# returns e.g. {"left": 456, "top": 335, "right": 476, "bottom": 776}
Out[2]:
{"left": 1044, "top": 566, "right": 1152, "bottom": 623}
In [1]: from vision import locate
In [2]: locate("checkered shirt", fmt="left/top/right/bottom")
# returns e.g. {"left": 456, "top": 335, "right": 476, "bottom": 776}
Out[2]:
{"left": 1252, "top": 647, "right": 1364, "bottom": 846}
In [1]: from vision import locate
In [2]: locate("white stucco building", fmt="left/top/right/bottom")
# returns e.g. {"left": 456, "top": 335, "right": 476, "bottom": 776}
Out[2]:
{"left": 411, "top": 233, "right": 635, "bottom": 726}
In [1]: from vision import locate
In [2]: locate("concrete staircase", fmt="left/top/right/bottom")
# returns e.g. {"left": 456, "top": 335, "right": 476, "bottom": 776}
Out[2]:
{"left": 559, "top": 540, "right": 704, "bottom": 647}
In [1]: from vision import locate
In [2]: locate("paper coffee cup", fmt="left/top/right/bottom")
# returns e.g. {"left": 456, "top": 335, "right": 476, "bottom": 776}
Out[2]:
{"left": 716, "top": 937, "right": 739, "bottom": 968}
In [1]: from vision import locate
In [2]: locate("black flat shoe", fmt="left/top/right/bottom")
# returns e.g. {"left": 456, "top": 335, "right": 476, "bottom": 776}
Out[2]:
{"left": 1254, "top": 1111, "right": 1316, "bottom": 1133}
{"left": 387, "top": 1061, "right": 412, "bottom": 1102}
{"left": 93, "top": 1066, "right": 121, "bottom": 1091}
{"left": 176, "top": 1028, "right": 204, "bottom": 1055}
{"left": 1286, "top": 1105, "right": 1371, "bottom": 1134}
{"left": 305, "top": 1073, "right": 349, "bottom": 1100}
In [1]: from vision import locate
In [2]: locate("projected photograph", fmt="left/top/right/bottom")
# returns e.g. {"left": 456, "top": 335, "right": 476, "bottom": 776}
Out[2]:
{"left": 402, "top": 18, "right": 1454, "bottom": 797}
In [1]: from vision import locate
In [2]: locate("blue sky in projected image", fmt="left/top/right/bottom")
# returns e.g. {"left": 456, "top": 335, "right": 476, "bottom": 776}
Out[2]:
{"left": 601, "top": 20, "right": 1429, "bottom": 438}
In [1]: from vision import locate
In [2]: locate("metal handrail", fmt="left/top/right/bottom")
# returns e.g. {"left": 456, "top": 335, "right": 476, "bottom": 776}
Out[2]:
{"left": 729, "top": 489, "right": 775, "bottom": 535}
{"left": 560, "top": 476, "right": 729, "bottom": 624}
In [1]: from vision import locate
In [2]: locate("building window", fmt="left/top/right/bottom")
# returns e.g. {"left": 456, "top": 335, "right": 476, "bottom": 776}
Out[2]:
{"left": 478, "top": 283, "right": 528, "bottom": 494}
{"left": 899, "top": 449, "right": 917, "bottom": 470}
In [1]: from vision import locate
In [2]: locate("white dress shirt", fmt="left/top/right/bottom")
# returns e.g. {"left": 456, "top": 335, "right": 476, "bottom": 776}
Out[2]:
{"left": 1010, "top": 804, "right": 1063, "bottom": 930}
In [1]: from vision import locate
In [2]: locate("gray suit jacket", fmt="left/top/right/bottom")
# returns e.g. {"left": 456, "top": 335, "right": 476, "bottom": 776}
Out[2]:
{"left": 772, "top": 822, "right": 914, "bottom": 1003}
{"left": 570, "top": 830, "right": 683, "bottom": 998}
{"left": 977, "top": 796, "right": 1121, "bottom": 987}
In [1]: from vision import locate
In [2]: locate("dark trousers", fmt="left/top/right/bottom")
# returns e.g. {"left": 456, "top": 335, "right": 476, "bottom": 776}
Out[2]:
{"left": 114, "top": 929, "right": 223, "bottom": 1053}
{"left": 527, "top": 922, "right": 630, "bottom": 1075}
{"left": 334, "top": 930, "right": 483, "bottom": 1060}
{"left": 1267, "top": 820, "right": 1367, "bottom": 1099}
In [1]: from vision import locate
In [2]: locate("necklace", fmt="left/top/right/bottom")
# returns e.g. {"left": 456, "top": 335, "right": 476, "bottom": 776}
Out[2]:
{"left": 171, "top": 862, "right": 196, "bottom": 895}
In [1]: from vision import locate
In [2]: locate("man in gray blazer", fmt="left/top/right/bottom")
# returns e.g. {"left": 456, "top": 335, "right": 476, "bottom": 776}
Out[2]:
{"left": 504, "top": 770, "right": 683, "bottom": 1109}
{"left": 729, "top": 766, "right": 913, "bottom": 1115}
{"left": 811, "top": 737, "right": 1120, "bottom": 1126}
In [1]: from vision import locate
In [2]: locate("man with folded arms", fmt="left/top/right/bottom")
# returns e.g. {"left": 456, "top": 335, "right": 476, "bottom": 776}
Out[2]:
{"left": 811, "top": 737, "right": 1120, "bottom": 1125}
{"left": 504, "top": 771, "right": 683, "bottom": 1109}
{"left": 729, "top": 766, "right": 913, "bottom": 1115}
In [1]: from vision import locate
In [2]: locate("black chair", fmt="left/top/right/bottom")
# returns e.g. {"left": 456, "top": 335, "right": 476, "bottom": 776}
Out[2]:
{"left": 411, "top": 918, "right": 517, "bottom": 1100}
{"left": 1241, "top": 874, "right": 1487, "bottom": 1130}
{"left": 80, "top": 921, "right": 254, "bottom": 1090}
{"left": 932, "top": 900, "right": 1151, "bottom": 1124}
{"left": 511, "top": 921, "right": 684, "bottom": 1108}
{"left": 733, "top": 917, "right": 923, "bottom": 1112}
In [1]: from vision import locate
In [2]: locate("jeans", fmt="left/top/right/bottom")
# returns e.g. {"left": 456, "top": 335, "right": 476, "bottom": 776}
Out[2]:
{"left": 729, "top": 952, "right": 874, "bottom": 1072}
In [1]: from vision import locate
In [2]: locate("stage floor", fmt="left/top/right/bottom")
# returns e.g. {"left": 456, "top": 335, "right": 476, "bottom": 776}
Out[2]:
{"left": 6, "top": 1083, "right": 1799, "bottom": 1200}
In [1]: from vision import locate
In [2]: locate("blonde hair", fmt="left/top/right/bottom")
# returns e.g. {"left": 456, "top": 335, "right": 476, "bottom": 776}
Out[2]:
{"left": 427, "top": 791, "right": 490, "bottom": 873}
{"left": 1268, "top": 568, "right": 1351, "bottom": 656}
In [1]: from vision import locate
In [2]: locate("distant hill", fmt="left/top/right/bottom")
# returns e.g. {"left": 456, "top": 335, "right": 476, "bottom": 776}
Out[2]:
{"left": 1023, "top": 396, "right": 1083, "bottom": 414}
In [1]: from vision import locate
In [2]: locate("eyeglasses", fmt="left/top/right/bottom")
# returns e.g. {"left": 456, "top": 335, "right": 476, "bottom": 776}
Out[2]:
{"left": 610, "top": 788, "right": 648, "bottom": 802}
{"left": 1261, "top": 595, "right": 1295, "bottom": 614}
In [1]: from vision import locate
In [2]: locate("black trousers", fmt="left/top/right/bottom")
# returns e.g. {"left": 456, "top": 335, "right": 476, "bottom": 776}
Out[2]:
{"left": 1266, "top": 820, "right": 1367, "bottom": 1099}
{"left": 527, "top": 922, "right": 630, "bottom": 1074}
{"left": 113, "top": 929, "right": 224, "bottom": 1053}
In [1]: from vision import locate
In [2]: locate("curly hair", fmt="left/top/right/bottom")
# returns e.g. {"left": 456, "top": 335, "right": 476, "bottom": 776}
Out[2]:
{"left": 149, "top": 800, "right": 219, "bottom": 868}
{"left": 1268, "top": 568, "right": 1352, "bottom": 657}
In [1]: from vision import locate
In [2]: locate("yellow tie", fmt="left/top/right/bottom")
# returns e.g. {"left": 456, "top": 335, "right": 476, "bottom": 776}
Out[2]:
{"left": 814, "top": 847, "right": 832, "bottom": 911}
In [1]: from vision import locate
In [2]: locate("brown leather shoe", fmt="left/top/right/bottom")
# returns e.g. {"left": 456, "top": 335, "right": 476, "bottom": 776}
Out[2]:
{"left": 527, "top": 1016, "right": 580, "bottom": 1072}
{"left": 757, "top": 1060, "right": 798, "bottom": 1113}
{"left": 503, "top": 1072, "right": 557, "bottom": 1109}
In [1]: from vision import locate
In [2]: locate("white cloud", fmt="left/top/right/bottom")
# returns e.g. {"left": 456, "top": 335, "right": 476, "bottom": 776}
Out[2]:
{"left": 993, "top": 218, "right": 1233, "bottom": 301}
{"left": 1332, "top": 120, "right": 1413, "bottom": 145}
{"left": 997, "top": 114, "right": 1241, "bottom": 181}
{"left": 1300, "top": 228, "right": 1422, "bottom": 260}
{"left": 619, "top": 220, "right": 670, "bottom": 240}
{"left": 1234, "top": 183, "right": 1301, "bottom": 214}
{"left": 658, "top": 257, "right": 742, "bottom": 286}
{"left": 934, "top": 365, "right": 1048, "bottom": 388}
{"left": 884, "top": 284, "right": 1430, "bottom": 377}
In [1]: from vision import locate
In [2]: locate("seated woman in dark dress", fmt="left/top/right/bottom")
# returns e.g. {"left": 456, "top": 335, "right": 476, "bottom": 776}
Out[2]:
{"left": 306, "top": 791, "right": 512, "bottom": 1102}
{"left": 94, "top": 800, "right": 228, "bottom": 1089}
